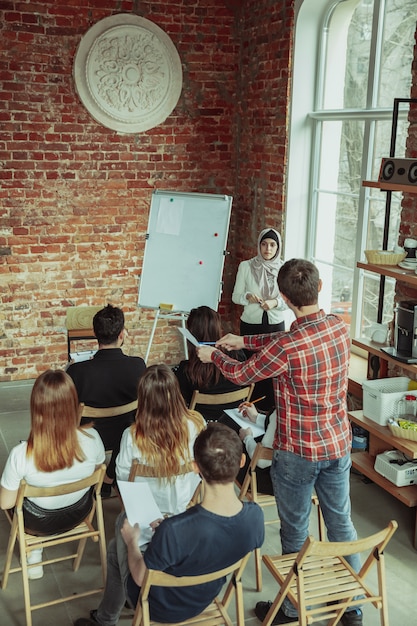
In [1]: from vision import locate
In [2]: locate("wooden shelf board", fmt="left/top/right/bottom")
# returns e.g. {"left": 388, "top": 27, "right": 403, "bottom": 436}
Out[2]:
{"left": 349, "top": 410, "right": 417, "bottom": 459}
{"left": 362, "top": 180, "right": 417, "bottom": 194}
{"left": 357, "top": 261, "right": 417, "bottom": 286}
{"left": 351, "top": 451, "right": 417, "bottom": 507}
{"left": 352, "top": 338, "right": 417, "bottom": 376}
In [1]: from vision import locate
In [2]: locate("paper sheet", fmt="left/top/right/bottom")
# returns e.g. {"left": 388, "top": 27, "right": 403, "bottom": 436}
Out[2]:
{"left": 223, "top": 408, "right": 265, "bottom": 438}
{"left": 117, "top": 481, "right": 163, "bottom": 547}
{"left": 178, "top": 327, "right": 201, "bottom": 347}
{"left": 69, "top": 350, "right": 97, "bottom": 363}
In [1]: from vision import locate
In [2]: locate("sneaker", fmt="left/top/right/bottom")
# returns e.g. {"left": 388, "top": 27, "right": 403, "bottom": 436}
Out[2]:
{"left": 74, "top": 610, "right": 101, "bottom": 626}
{"left": 254, "top": 601, "right": 297, "bottom": 624}
{"left": 340, "top": 608, "right": 363, "bottom": 626}
{"left": 27, "top": 548, "right": 43, "bottom": 580}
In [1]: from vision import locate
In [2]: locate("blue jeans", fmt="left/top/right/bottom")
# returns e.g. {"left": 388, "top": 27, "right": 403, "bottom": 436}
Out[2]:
{"left": 95, "top": 512, "right": 132, "bottom": 626}
{"left": 270, "top": 450, "right": 361, "bottom": 619}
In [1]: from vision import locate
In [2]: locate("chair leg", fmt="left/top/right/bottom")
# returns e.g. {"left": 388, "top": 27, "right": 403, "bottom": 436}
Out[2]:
{"left": 21, "top": 546, "right": 33, "bottom": 626}
{"left": 73, "top": 536, "right": 88, "bottom": 572}
{"left": 1, "top": 515, "right": 18, "bottom": 589}
{"left": 255, "top": 547, "right": 263, "bottom": 591}
{"left": 378, "top": 553, "right": 390, "bottom": 626}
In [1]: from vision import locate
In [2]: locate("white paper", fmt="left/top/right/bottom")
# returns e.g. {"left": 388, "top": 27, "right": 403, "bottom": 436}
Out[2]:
{"left": 69, "top": 350, "right": 97, "bottom": 363}
{"left": 178, "top": 327, "right": 201, "bottom": 347}
{"left": 156, "top": 197, "right": 184, "bottom": 235}
{"left": 224, "top": 408, "right": 265, "bottom": 438}
{"left": 117, "top": 481, "right": 163, "bottom": 547}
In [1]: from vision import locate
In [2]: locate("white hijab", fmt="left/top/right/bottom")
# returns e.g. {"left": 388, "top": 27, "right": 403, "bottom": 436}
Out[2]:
{"left": 248, "top": 228, "right": 282, "bottom": 300}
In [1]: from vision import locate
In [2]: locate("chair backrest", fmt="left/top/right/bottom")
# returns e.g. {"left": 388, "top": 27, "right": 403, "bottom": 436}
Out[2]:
{"left": 237, "top": 442, "right": 273, "bottom": 504}
{"left": 16, "top": 464, "right": 107, "bottom": 505}
{"left": 81, "top": 400, "right": 138, "bottom": 419}
{"left": 128, "top": 459, "right": 202, "bottom": 507}
{"left": 189, "top": 383, "right": 254, "bottom": 410}
{"left": 298, "top": 519, "right": 398, "bottom": 576}
{"left": 132, "top": 552, "right": 251, "bottom": 626}
{"left": 128, "top": 459, "right": 194, "bottom": 481}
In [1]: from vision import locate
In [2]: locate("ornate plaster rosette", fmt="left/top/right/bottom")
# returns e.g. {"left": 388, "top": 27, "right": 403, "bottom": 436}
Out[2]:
{"left": 73, "top": 14, "right": 183, "bottom": 133}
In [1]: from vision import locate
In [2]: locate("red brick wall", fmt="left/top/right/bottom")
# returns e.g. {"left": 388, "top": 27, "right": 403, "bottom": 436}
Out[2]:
{"left": 0, "top": 0, "right": 296, "bottom": 381}
{"left": 225, "top": 1, "right": 294, "bottom": 317}
{"left": 7, "top": 2, "right": 416, "bottom": 381}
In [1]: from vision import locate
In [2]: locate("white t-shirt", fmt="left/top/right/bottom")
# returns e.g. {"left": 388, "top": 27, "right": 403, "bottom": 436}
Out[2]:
{"left": 1, "top": 427, "right": 105, "bottom": 509}
{"left": 116, "top": 417, "right": 203, "bottom": 516}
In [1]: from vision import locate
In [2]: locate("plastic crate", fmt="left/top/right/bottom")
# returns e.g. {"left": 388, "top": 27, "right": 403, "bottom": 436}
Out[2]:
{"left": 362, "top": 377, "right": 414, "bottom": 425}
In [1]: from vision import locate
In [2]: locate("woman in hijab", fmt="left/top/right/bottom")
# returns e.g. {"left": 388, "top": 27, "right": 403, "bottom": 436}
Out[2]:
{"left": 232, "top": 227, "right": 287, "bottom": 336}
{"left": 231, "top": 228, "right": 287, "bottom": 410}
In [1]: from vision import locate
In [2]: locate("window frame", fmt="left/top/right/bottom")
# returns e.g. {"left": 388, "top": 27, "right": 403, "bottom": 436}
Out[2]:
{"left": 286, "top": 0, "right": 411, "bottom": 344}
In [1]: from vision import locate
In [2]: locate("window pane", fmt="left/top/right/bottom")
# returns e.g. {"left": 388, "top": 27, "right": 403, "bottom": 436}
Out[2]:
{"left": 360, "top": 273, "right": 395, "bottom": 336}
{"left": 324, "top": 0, "right": 374, "bottom": 110}
{"left": 378, "top": 0, "right": 415, "bottom": 107}
{"left": 314, "top": 118, "right": 365, "bottom": 329}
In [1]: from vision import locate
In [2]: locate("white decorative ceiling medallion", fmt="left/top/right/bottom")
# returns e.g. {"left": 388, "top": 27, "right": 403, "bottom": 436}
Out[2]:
{"left": 73, "top": 14, "right": 183, "bottom": 133}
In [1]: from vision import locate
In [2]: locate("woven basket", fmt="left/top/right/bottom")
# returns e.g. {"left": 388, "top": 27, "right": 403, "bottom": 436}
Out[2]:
{"left": 388, "top": 423, "right": 417, "bottom": 442}
{"left": 364, "top": 250, "right": 406, "bottom": 265}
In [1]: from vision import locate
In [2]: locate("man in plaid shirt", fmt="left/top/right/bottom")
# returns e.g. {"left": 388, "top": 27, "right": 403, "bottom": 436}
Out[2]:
{"left": 198, "top": 259, "right": 362, "bottom": 626}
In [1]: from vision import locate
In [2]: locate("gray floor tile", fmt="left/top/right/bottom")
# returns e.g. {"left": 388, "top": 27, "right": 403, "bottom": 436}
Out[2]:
{"left": 0, "top": 380, "right": 416, "bottom": 625}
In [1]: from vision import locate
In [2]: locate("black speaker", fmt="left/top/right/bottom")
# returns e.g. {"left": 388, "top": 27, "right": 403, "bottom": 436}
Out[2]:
{"left": 379, "top": 157, "right": 417, "bottom": 185}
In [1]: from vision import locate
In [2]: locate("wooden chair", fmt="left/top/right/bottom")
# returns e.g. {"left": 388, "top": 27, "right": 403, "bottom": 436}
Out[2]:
{"left": 261, "top": 520, "right": 398, "bottom": 626}
{"left": 131, "top": 552, "right": 251, "bottom": 626}
{"left": 81, "top": 400, "right": 138, "bottom": 420}
{"left": 1, "top": 464, "right": 107, "bottom": 626}
{"left": 237, "top": 443, "right": 325, "bottom": 591}
{"left": 65, "top": 305, "right": 102, "bottom": 361}
{"left": 189, "top": 383, "right": 255, "bottom": 411}
{"left": 128, "top": 459, "right": 202, "bottom": 507}
{"left": 81, "top": 401, "right": 139, "bottom": 499}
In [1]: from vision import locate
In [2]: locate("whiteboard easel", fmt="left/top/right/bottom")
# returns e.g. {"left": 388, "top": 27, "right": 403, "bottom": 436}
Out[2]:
{"left": 145, "top": 310, "right": 188, "bottom": 363}
{"left": 139, "top": 190, "right": 232, "bottom": 361}
{"left": 138, "top": 190, "right": 232, "bottom": 312}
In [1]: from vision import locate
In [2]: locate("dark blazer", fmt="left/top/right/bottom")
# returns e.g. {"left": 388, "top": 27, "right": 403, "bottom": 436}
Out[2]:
{"left": 67, "top": 348, "right": 146, "bottom": 479}
{"left": 67, "top": 348, "right": 145, "bottom": 407}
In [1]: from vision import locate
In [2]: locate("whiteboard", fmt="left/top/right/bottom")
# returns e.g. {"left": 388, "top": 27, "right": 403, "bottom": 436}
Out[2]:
{"left": 138, "top": 190, "right": 232, "bottom": 312}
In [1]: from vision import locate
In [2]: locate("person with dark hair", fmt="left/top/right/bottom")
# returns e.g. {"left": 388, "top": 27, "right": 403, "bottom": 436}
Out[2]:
{"left": 74, "top": 422, "right": 264, "bottom": 626}
{"left": 173, "top": 305, "right": 246, "bottom": 421}
{"left": 232, "top": 228, "right": 287, "bottom": 410}
{"left": 198, "top": 259, "right": 363, "bottom": 626}
{"left": 116, "top": 364, "right": 206, "bottom": 515}
{"left": 0, "top": 369, "right": 105, "bottom": 580}
{"left": 67, "top": 304, "right": 146, "bottom": 497}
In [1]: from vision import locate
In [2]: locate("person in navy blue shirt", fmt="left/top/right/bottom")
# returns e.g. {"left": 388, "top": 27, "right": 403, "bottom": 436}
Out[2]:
{"left": 74, "top": 422, "right": 264, "bottom": 626}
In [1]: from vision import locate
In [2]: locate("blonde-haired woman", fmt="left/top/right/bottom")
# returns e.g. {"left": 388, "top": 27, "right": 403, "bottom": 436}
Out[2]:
{"left": 0, "top": 369, "right": 105, "bottom": 578}
{"left": 116, "top": 364, "right": 206, "bottom": 516}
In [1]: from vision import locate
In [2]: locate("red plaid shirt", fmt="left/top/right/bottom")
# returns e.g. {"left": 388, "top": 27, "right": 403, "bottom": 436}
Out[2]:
{"left": 212, "top": 310, "right": 351, "bottom": 461}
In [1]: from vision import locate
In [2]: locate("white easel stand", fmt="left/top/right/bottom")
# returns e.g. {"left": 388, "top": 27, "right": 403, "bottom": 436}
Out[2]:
{"left": 145, "top": 309, "right": 188, "bottom": 363}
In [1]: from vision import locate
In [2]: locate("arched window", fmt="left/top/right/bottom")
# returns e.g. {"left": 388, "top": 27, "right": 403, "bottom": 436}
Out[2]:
{"left": 286, "top": 0, "right": 415, "bottom": 338}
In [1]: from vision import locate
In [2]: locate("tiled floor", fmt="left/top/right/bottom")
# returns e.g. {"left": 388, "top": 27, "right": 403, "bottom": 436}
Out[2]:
{"left": 0, "top": 379, "right": 416, "bottom": 626}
